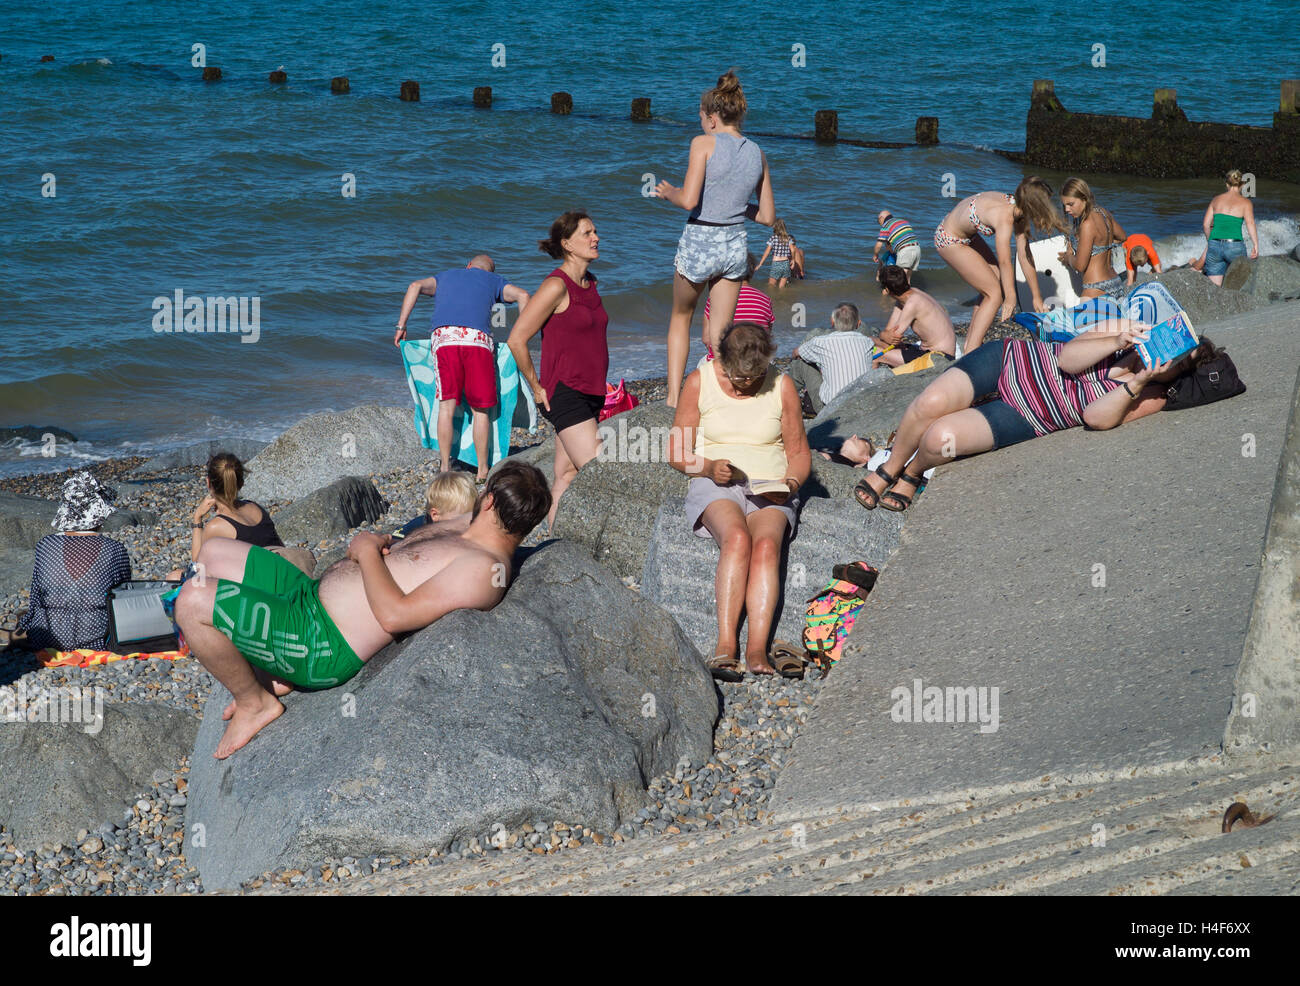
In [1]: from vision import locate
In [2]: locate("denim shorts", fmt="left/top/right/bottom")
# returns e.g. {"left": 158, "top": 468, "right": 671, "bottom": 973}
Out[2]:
{"left": 1205, "top": 239, "right": 1246, "bottom": 277}
{"left": 947, "top": 341, "right": 1038, "bottom": 451}
{"left": 675, "top": 222, "right": 748, "bottom": 284}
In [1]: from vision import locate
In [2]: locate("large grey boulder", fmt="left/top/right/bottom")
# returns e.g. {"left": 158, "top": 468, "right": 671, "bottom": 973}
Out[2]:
{"left": 0, "top": 492, "right": 154, "bottom": 550}
{"left": 1153, "top": 268, "right": 1259, "bottom": 325}
{"left": 101, "top": 509, "right": 159, "bottom": 533}
{"left": 0, "top": 425, "right": 76, "bottom": 445}
{"left": 805, "top": 362, "right": 944, "bottom": 452}
{"left": 243, "top": 405, "right": 432, "bottom": 503}
{"left": 1222, "top": 254, "right": 1300, "bottom": 303}
{"left": 0, "top": 492, "right": 58, "bottom": 550}
{"left": 0, "top": 701, "right": 198, "bottom": 848}
{"left": 185, "top": 540, "right": 716, "bottom": 890}
{"left": 642, "top": 495, "right": 904, "bottom": 658}
{"left": 272, "top": 476, "right": 390, "bottom": 547}
{"left": 548, "top": 401, "right": 685, "bottom": 579}
{"left": 131, "top": 438, "right": 270, "bottom": 475}
{"left": 0, "top": 546, "right": 34, "bottom": 599}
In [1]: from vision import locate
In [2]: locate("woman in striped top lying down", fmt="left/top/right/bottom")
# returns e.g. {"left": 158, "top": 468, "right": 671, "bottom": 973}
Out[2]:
{"left": 852, "top": 322, "right": 1217, "bottom": 512}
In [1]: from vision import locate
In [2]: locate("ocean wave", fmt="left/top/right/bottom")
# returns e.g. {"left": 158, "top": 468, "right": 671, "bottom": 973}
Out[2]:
{"left": 1152, "top": 216, "right": 1299, "bottom": 269}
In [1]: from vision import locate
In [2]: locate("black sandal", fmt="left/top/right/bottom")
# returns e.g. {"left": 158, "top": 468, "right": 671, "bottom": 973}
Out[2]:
{"left": 880, "top": 472, "right": 926, "bottom": 512}
{"left": 853, "top": 464, "right": 897, "bottom": 510}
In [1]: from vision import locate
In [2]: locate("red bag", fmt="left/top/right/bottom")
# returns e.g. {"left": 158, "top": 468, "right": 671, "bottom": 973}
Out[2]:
{"left": 599, "top": 379, "right": 640, "bottom": 422}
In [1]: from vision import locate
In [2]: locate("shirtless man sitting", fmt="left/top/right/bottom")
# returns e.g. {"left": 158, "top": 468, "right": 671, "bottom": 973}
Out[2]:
{"left": 175, "top": 461, "right": 551, "bottom": 759}
{"left": 872, "top": 264, "right": 958, "bottom": 368}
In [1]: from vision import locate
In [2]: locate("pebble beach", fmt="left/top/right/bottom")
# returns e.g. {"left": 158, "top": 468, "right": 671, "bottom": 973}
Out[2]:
{"left": 0, "top": 364, "right": 842, "bottom": 896}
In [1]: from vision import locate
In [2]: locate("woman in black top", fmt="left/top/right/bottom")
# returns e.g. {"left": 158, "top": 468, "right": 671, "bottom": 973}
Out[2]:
{"left": 16, "top": 471, "right": 132, "bottom": 652}
{"left": 166, "top": 453, "right": 284, "bottom": 580}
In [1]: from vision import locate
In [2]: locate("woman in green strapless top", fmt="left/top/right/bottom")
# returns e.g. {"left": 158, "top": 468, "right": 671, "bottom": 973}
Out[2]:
{"left": 1192, "top": 169, "right": 1259, "bottom": 285}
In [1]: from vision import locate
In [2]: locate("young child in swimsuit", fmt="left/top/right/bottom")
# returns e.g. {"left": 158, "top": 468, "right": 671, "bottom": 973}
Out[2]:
{"left": 653, "top": 70, "right": 776, "bottom": 408}
{"left": 933, "top": 177, "right": 1067, "bottom": 352}
{"left": 757, "top": 219, "right": 796, "bottom": 289}
{"left": 393, "top": 471, "right": 477, "bottom": 538}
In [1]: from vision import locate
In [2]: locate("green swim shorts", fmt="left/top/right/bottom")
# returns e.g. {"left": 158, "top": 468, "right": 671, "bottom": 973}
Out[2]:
{"left": 211, "top": 545, "right": 364, "bottom": 689}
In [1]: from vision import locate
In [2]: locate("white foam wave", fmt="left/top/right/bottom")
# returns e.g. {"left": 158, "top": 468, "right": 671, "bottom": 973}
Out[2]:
{"left": 1150, "top": 215, "right": 1300, "bottom": 268}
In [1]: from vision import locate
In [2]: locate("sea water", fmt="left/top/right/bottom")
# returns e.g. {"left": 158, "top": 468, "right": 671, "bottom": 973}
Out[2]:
{"left": 1, "top": 0, "right": 1298, "bottom": 473}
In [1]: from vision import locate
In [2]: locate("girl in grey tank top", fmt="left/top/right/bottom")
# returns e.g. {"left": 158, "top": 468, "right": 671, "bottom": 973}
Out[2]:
{"left": 650, "top": 70, "right": 776, "bottom": 407}
{"left": 689, "top": 132, "right": 763, "bottom": 225}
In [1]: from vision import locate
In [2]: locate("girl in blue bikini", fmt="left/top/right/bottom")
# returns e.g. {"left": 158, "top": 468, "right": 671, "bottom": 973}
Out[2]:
{"left": 934, "top": 177, "right": 1066, "bottom": 351}
{"left": 1058, "top": 177, "right": 1129, "bottom": 299}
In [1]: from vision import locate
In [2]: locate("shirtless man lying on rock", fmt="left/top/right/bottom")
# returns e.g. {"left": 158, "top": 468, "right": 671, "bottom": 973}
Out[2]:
{"left": 176, "top": 461, "right": 552, "bottom": 759}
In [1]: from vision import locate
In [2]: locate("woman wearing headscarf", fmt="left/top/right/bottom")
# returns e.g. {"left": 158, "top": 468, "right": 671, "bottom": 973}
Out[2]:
{"left": 14, "top": 471, "right": 132, "bottom": 652}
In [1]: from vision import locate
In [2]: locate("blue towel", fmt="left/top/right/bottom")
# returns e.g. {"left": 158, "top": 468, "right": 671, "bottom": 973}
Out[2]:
{"left": 1015, "top": 296, "right": 1125, "bottom": 343}
{"left": 1122, "top": 281, "right": 1182, "bottom": 327}
{"left": 399, "top": 340, "right": 521, "bottom": 468}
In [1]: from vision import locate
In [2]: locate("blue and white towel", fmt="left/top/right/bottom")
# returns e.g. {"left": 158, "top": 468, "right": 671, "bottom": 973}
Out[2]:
{"left": 399, "top": 340, "right": 532, "bottom": 469}
{"left": 1013, "top": 296, "right": 1125, "bottom": 343}
{"left": 1013, "top": 281, "right": 1188, "bottom": 345}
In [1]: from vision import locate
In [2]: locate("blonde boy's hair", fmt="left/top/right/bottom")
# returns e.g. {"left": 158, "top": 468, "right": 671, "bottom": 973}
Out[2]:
{"left": 425, "top": 472, "right": 477, "bottom": 517}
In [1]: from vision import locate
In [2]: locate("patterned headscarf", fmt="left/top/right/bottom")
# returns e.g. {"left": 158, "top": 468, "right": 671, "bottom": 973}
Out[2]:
{"left": 51, "top": 470, "right": 117, "bottom": 531}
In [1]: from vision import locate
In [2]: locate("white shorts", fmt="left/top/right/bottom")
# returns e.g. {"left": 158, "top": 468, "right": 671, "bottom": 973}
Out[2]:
{"left": 894, "top": 243, "right": 921, "bottom": 270}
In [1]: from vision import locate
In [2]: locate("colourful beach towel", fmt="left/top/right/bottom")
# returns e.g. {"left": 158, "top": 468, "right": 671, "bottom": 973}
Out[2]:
{"left": 400, "top": 340, "right": 521, "bottom": 468}
{"left": 1013, "top": 296, "right": 1125, "bottom": 343}
{"left": 38, "top": 647, "right": 189, "bottom": 669}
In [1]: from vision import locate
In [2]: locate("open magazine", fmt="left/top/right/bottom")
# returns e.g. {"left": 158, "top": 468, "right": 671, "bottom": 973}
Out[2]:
{"left": 1135, "top": 310, "right": 1198, "bottom": 368}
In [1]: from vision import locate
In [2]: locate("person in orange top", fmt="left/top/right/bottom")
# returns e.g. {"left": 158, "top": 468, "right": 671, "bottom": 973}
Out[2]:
{"left": 1123, "top": 234, "right": 1163, "bottom": 285}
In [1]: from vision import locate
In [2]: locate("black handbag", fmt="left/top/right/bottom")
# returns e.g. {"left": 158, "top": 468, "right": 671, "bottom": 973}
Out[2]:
{"left": 1164, "top": 352, "right": 1246, "bottom": 411}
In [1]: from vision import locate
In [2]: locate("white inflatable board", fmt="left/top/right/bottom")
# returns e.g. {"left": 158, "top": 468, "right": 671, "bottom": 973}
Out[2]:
{"left": 1015, "top": 234, "right": 1082, "bottom": 312}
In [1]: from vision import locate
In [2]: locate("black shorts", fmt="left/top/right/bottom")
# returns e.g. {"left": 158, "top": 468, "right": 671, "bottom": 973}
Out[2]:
{"left": 897, "top": 343, "right": 955, "bottom": 365}
{"left": 543, "top": 381, "right": 605, "bottom": 432}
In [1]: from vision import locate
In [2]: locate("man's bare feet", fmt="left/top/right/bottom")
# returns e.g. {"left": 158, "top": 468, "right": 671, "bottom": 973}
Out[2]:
{"left": 745, "top": 651, "right": 775, "bottom": 676}
{"left": 222, "top": 673, "right": 292, "bottom": 720}
{"left": 215, "top": 692, "right": 284, "bottom": 759}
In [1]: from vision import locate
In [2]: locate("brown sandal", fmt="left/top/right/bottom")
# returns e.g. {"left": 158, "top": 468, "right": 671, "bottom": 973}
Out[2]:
{"left": 768, "top": 640, "right": 807, "bottom": 679}
{"left": 707, "top": 653, "right": 744, "bottom": 683}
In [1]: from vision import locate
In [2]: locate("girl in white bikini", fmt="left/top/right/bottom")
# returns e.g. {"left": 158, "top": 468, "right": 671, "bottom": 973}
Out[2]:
{"left": 934, "top": 176, "right": 1067, "bottom": 351}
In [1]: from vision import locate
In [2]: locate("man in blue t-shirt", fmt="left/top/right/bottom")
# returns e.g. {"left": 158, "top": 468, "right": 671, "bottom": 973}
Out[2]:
{"left": 394, "top": 255, "right": 530, "bottom": 479}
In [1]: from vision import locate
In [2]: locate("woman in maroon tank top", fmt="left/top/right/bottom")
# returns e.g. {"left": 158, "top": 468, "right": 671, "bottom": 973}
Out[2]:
{"left": 508, "top": 211, "right": 610, "bottom": 532}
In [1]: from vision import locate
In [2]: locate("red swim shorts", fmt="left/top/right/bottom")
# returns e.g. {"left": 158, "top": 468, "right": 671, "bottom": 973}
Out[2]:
{"left": 435, "top": 341, "right": 497, "bottom": 409}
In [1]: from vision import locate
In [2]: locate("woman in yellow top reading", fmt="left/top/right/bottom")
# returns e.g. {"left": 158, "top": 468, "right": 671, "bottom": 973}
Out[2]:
{"left": 668, "top": 322, "right": 811, "bottom": 680}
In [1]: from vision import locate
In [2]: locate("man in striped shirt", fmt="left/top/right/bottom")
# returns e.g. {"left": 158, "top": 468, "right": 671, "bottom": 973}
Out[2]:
{"left": 789, "top": 303, "right": 882, "bottom": 413}
{"left": 873, "top": 210, "right": 921, "bottom": 281}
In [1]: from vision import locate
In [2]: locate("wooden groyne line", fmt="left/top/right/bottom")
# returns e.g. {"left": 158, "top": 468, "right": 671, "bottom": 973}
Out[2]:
{"left": 19, "top": 54, "right": 1298, "bottom": 173}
